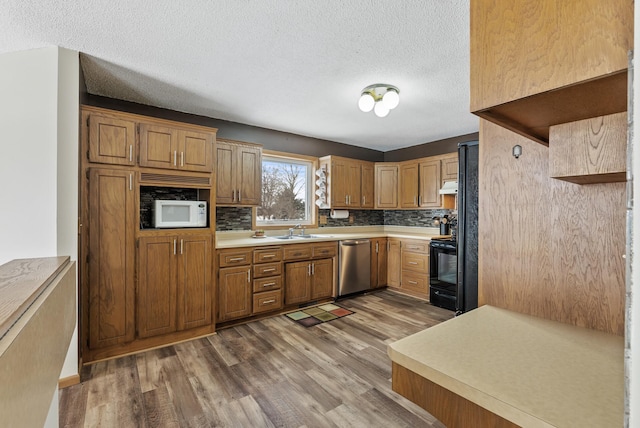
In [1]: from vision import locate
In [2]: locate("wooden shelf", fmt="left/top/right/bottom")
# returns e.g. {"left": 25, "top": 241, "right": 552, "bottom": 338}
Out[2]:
{"left": 473, "top": 71, "right": 628, "bottom": 146}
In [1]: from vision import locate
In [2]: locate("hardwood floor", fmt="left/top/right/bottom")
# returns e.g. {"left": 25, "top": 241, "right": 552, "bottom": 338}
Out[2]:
{"left": 60, "top": 290, "right": 453, "bottom": 427}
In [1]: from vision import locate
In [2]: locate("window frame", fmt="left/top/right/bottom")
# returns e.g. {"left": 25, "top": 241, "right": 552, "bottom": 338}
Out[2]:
{"left": 252, "top": 150, "right": 319, "bottom": 230}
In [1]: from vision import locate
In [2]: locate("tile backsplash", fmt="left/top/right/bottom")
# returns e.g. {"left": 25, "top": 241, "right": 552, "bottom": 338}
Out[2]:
{"left": 215, "top": 206, "right": 453, "bottom": 231}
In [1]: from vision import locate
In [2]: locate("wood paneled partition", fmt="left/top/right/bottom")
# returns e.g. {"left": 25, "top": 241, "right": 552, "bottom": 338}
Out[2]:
{"left": 478, "top": 120, "right": 626, "bottom": 335}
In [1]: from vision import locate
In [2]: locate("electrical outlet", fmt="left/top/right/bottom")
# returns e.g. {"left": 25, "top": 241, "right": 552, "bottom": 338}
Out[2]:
{"left": 349, "top": 215, "right": 354, "bottom": 224}
{"left": 319, "top": 215, "right": 327, "bottom": 225}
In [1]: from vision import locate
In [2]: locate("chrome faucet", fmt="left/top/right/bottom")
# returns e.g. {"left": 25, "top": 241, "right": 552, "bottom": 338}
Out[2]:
{"left": 288, "top": 224, "right": 302, "bottom": 237}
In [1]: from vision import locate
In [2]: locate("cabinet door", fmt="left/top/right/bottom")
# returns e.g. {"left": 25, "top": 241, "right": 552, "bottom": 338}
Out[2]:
{"left": 88, "top": 114, "right": 136, "bottom": 166}
{"left": 237, "top": 145, "right": 262, "bottom": 205}
{"left": 311, "top": 258, "right": 333, "bottom": 300}
{"left": 375, "top": 164, "right": 399, "bottom": 209}
{"left": 216, "top": 141, "right": 237, "bottom": 204}
{"left": 375, "top": 238, "right": 388, "bottom": 288}
{"left": 347, "top": 161, "right": 362, "bottom": 207}
{"left": 400, "top": 162, "right": 419, "bottom": 208}
{"left": 179, "top": 130, "right": 214, "bottom": 172}
{"left": 360, "top": 162, "right": 374, "bottom": 208}
{"left": 88, "top": 168, "right": 136, "bottom": 349}
{"left": 419, "top": 160, "right": 441, "bottom": 208}
{"left": 137, "top": 236, "right": 178, "bottom": 338}
{"left": 387, "top": 240, "right": 401, "bottom": 288}
{"left": 441, "top": 155, "right": 458, "bottom": 181}
{"left": 139, "top": 123, "right": 178, "bottom": 170}
{"left": 330, "top": 159, "right": 349, "bottom": 208}
{"left": 177, "top": 235, "right": 212, "bottom": 330}
{"left": 285, "top": 261, "right": 311, "bottom": 304}
{"left": 218, "top": 266, "right": 252, "bottom": 321}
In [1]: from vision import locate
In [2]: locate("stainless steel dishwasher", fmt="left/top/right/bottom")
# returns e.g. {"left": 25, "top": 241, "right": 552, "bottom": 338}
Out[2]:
{"left": 338, "top": 239, "right": 371, "bottom": 296}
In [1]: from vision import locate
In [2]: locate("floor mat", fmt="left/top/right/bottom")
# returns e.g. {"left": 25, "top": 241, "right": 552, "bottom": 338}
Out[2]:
{"left": 285, "top": 303, "right": 354, "bottom": 327}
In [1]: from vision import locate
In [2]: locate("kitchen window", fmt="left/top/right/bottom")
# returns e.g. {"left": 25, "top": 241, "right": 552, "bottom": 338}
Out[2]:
{"left": 254, "top": 151, "right": 317, "bottom": 229}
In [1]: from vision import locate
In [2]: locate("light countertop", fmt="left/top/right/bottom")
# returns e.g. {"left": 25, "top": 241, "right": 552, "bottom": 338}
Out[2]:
{"left": 216, "top": 226, "right": 445, "bottom": 249}
{"left": 387, "top": 305, "right": 624, "bottom": 427}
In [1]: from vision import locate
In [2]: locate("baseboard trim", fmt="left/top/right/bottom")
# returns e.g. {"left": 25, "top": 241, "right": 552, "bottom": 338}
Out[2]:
{"left": 58, "top": 374, "right": 80, "bottom": 389}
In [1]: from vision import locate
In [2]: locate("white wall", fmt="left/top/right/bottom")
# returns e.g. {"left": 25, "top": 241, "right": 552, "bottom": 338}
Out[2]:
{"left": 0, "top": 46, "right": 79, "bottom": 428}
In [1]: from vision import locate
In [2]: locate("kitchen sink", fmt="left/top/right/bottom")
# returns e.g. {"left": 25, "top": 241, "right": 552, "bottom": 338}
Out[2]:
{"left": 272, "top": 234, "right": 327, "bottom": 240}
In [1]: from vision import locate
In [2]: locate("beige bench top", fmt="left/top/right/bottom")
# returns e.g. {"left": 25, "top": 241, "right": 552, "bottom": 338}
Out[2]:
{"left": 387, "top": 305, "right": 624, "bottom": 428}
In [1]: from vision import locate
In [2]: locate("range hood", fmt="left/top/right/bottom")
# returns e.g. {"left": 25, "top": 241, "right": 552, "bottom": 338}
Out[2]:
{"left": 439, "top": 181, "right": 458, "bottom": 195}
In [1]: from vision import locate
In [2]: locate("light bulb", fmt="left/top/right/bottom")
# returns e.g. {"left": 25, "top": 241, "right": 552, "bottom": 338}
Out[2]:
{"left": 374, "top": 102, "right": 389, "bottom": 117}
{"left": 358, "top": 92, "right": 375, "bottom": 112}
{"left": 382, "top": 88, "right": 399, "bottom": 109}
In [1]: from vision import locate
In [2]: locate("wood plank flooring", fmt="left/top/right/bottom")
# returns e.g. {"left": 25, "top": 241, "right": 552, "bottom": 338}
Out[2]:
{"left": 60, "top": 290, "right": 454, "bottom": 427}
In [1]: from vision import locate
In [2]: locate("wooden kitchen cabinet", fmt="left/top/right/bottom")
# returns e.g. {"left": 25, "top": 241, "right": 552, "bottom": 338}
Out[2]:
{"left": 387, "top": 239, "right": 401, "bottom": 288}
{"left": 87, "top": 113, "right": 136, "bottom": 166}
{"left": 400, "top": 158, "right": 442, "bottom": 209}
{"left": 441, "top": 154, "right": 458, "bottom": 182}
{"left": 400, "top": 240, "right": 430, "bottom": 298}
{"left": 216, "top": 139, "right": 262, "bottom": 206}
{"left": 319, "top": 156, "right": 374, "bottom": 209}
{"left": 361, "top": 162, "right": 375, "bottom": 208}
{"left": 137, "top": 234, "right": 212, "bottom": 338}
{"left": 139, "top": 123, "right": 214, "bottom": 173}
{"left": 252, "top": 246, "right": 283, "bottom": 315}
{"left": 88, "top": 168, "right": 136, "bottom": 349}
{"left": 285, "top": 258, "right": 333, "bottom": 304}
{"left": 218, "top": 265, "right": 252, "bottom": 321}
{"left": 375, "top": 163, "right": 399, "bottom": 209}
{"left": 371, "top": 238, "right": 388, "bottom": 288}
{"left": 470, "top": 0, "right": 632, "bottom": 144}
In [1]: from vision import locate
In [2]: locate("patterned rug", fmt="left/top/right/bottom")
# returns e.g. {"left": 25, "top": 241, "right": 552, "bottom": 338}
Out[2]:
{"left": 285, "top": 303, "right": 354, "bottom": 327}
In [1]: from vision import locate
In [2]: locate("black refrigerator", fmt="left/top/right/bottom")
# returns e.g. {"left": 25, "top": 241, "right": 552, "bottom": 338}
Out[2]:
{"left": 456, "top": 141, "right": 479, "bottom": 314}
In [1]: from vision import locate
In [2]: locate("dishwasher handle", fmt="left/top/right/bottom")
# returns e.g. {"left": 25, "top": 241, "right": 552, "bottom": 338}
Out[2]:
{"left": 340, "top": 239, "right": 370, "bottom": 246}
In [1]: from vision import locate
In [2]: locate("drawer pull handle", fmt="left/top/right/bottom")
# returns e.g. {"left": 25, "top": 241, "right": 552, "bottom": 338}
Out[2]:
{"left": 262, "top": 299, "right": 276, "bottom": 305}
{"left": 407, "top": 246, "right": 419, "bottom": 250}
{"left": 229, "top": 257, "right": 245, "bottom": 262}
{"left": 262, "top": 282, "right": 276, "bottom": 287}
{"left": 262, "top": 268, "right": 276, "bottom": 272}
{"left": 408, "top": 261, "right": 418, "bottom": 265}
{"left": 262, "top": 254, "right": 276, "bottom": 258}
{"left": 408, "top": 280, "right": 418, "bottom": 284}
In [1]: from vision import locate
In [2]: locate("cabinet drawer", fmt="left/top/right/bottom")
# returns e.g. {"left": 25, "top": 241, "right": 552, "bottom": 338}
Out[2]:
{"left": 252, "top": 290, "right": 283, "bottom": 314}
{"left": 283, "top": 244, "right": 313, "bottom": 261}
{"left": 218, "top": 249, "right": 252, "bottom": 267}
{"left": 253, "top": 247, "right": 282, "bottom": 263}
{"left": 401, "top": 252, "right": 429, "bottom": 273}
{"left": 401, "top": 271, "right": 429, "bottom": 294}
{"left": 253, "top": 275, "right": 282, "bottom": 293}
{"left": 402, "top": 241, "right": 428, "bottom": 253}
{"left": 253, "top": 262, "right": 282, "bottom": 278}
{"left": 313, "top": 242, "right": 337, "bottom": 259}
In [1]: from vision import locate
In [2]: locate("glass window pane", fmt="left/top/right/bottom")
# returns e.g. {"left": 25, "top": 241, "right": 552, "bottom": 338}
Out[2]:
{"left": 256, "top": 155, "right": 313, "bottom": 226}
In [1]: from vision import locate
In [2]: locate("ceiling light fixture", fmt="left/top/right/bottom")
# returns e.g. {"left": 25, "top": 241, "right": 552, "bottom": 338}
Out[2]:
{"left": 358, "top": 84, "right": 400, "bottom": 117}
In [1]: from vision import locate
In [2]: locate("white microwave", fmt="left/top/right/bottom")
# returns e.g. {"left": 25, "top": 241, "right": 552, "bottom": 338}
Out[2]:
{"left": 153, "top": 200, "right": 207, "bottom": 228}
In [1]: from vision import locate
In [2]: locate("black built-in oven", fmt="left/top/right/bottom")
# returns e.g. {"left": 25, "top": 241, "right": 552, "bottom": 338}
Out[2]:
{"left": 429, "top": 238, "right": 457, "bottom": 310}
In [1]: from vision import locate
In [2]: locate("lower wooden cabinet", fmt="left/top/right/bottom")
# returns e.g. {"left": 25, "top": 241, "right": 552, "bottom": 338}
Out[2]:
{"left": 387, "top": 239, "right": 401, "bottom": 288}
{"left": 399, "top": 240, "right": 430, "bottom": 298}
{"left": 218, "top": 265, "right": 252, "bottom": 322}
{"left": 88, "top": 168, "right": 136, "bottom": 349}
{"left": 371, "top": 238, "right": 388, "bottom": 288}
{"left": 285, "top": 258, "right": 334, "bottom": 305}
{"left": 137, "top": 234, "right": 212, "bottom": 338}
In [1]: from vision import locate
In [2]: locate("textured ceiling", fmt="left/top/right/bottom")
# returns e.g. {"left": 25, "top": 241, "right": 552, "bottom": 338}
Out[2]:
{"left": 0, "top": 0, "right": 478, "bottom": 151}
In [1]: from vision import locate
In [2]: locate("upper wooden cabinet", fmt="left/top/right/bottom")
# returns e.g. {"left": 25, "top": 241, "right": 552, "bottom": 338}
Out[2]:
{"left": 88, "top": 114, "right": 136, "bottom": 166}
{"left": 441, "top": 154, "right": 458, "bottom": 182}
{"left": 83, "top": 106, "right": 217, "bottom": 172}
{"left": 375, "top": 163, "right": 399, "bottom": 209}
{"left": 139, "top": 124, "right": 214, "bottom": 173}
{"left": 320, "top": 156, "right": 374, "bottom": 209}
{"left": 470, "top": 0, "right": 633, "bottom": 145}
{"left": 400, "top": 159, "right": 441, "bottom": 209}
{"left": 216, "top": 139, "right": 262, "bottom": 206}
